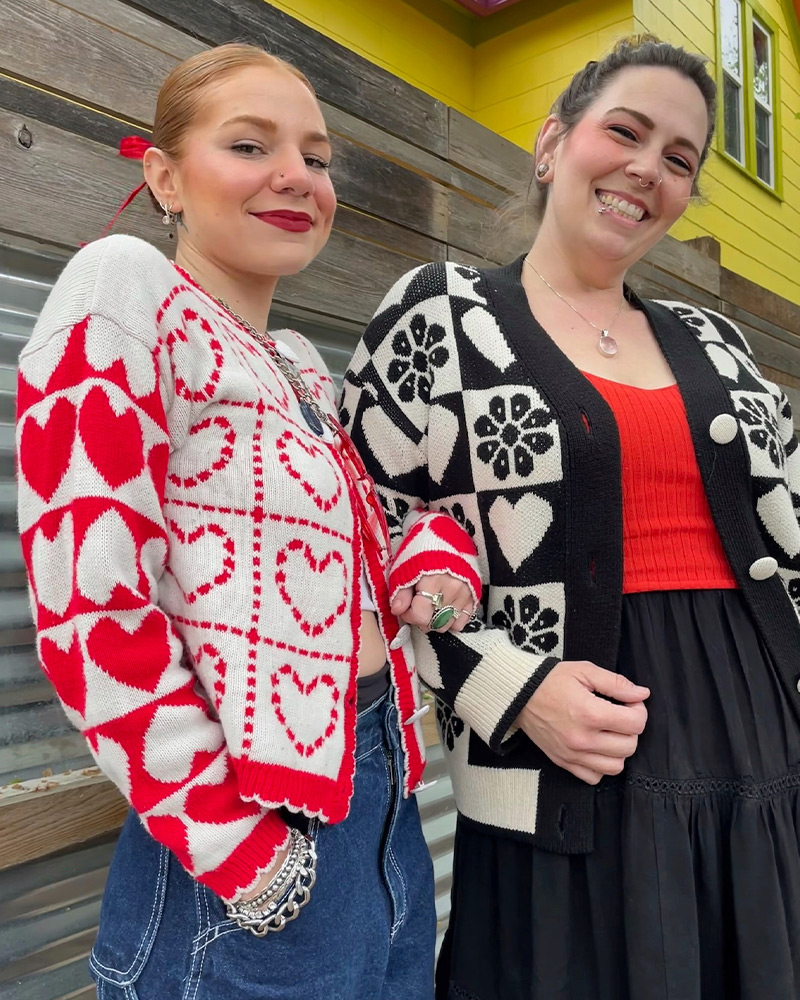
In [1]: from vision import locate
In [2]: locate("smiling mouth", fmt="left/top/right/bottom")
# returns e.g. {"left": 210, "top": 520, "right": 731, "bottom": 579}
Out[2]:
{"left": 596, "top": 191, "right": 649, "bottom": 222}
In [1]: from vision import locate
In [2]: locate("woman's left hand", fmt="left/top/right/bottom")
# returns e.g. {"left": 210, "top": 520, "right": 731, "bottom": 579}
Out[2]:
{"left": 391, "top": 575, "right": 475, "bottom": 633}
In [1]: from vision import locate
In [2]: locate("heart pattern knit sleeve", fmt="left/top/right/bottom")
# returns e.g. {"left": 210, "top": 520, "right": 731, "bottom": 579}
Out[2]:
{"left": 16, "top": 257, "right": 291, "bottom": 902}
{"left": 341, "top": 263, "right": 559, "bottom": 754}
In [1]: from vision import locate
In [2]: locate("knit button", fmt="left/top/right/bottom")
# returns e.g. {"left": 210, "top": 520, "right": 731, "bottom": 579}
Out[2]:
{"left": 404, "top": 703, "right": 430, "bottom": 725}
{"left": 749, "top": 556, "right": 778, "bottom": 580}
{"left": 796, "top": 677, "right": 800, "bottom": 695}
{"left": 389, "top": 625, "right": 411, "bottom": 650}
{"left": 412, "top": 778, "right": 438, "bottom": 794}
{"left": 709, "top": 414, "right": 738, "bottom": 445}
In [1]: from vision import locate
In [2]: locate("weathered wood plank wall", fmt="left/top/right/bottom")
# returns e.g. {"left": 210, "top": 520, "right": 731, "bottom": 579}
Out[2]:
{"left": 1, "top": 1, "right": 799, "bottom": 996}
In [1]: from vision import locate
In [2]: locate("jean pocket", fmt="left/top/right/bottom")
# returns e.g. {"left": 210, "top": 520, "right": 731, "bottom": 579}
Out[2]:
{"left": 89, "top": 811, "right": 170, "bottom": 990}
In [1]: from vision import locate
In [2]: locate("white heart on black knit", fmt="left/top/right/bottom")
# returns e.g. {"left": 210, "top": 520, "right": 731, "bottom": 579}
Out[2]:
{"left": 361, "top": 405, "right": 424, "bottom": 476}
{"left": 461, "top": 307, "right": 515, "bottom": 372}
{"left": 488, "top": 494, "right": 552, "bottom": 571}
{"left": 428, "top": 405, "right": 460, "bottom": 484}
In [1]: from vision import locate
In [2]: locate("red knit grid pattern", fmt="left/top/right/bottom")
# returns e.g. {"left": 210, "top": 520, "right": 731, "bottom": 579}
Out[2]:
{"left": 584, "top": 372, "right": 738, "bottom": 594}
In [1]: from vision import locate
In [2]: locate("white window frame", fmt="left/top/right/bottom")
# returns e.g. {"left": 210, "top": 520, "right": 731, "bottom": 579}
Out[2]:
{"left": 752, "top": 16, "right": 774, "bottom": 186}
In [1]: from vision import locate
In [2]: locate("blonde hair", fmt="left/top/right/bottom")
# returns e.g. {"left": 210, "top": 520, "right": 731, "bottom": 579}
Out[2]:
{"left": 152, "top": 43, "right": 315, "bottom": 162}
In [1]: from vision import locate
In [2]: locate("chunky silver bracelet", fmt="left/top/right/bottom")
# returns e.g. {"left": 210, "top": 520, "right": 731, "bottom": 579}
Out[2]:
{"left": 225, "top": 829, "right": 317, "bottom": 937}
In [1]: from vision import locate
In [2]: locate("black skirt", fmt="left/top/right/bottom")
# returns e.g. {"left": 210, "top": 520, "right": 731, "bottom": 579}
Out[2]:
{"left": 437, "top": 590, "right": 800, "bottom": 1000}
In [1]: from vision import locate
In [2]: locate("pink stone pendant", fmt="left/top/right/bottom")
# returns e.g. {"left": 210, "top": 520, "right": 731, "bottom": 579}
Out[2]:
{"left": 597, "top": 331, "right": 618, "bottom": 357}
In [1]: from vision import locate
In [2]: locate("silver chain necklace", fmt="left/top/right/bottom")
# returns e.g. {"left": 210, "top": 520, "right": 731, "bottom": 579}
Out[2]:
{"left": 204, "top": 288, "right": 335, "bottom": 438}
{"left": 523, "top": 257, "right": 625, "bottom": 358}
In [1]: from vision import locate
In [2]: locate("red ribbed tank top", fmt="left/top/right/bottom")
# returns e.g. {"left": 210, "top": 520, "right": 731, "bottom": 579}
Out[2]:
{"left": 584, "top": 371, "right": 737, "bottom": 594}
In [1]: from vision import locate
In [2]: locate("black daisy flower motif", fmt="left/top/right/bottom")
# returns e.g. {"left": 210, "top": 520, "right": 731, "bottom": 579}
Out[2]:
{"left": 439, "top": 502, "right": 476, "bottom": 538}
{"left": 386, "top": 314, "right": 449, "bottom": 404}
{"left": 380, "top": 495, "right": 410, "bottom": 538}
{"left": 491, "top": 594, "right": 559, "bottom": 655}
{"left": 474, "top": 394, "right": 553, "bottom": 481}
{"left": 436, "top": 701, "right": 464, "bottom": 751}
{"left": 788, "top": 579, "right": 800, "bottom": 605}
{"left": 738, "top": 397, "right": 782, "bottom": 469}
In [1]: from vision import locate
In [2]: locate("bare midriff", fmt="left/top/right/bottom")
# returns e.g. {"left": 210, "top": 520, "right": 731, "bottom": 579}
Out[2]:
{"left": 358, "top": 610, "right": 388, "bottom": 677}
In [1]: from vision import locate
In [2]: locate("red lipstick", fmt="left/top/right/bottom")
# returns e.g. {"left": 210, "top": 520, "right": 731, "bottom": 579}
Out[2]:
{"left": 252, "top": 210, "right": 313, "bottom": 233}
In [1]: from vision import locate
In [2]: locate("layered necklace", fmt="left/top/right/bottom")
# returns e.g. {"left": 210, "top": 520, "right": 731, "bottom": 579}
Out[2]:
{"left": 177, "top": 264, "right": 334, "bottom": 438}
{"left": 523, "top": 257, "right": 625, "bottom": 358}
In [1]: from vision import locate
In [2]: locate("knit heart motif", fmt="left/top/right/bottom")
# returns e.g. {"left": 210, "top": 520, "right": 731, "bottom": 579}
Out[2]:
{"left": 169, "top": 416, "right": 235, "bottom": 490}
{"left": 270, "top": 665, "right": 340, "bottom": 757}
{"left": 31, "top": 512, "right": 74, "bottom": 615}
{"left": 87, "top": 610, "right": 172, "bottom": 692}
{"left": 166, "top": 310, "right": 224, "bottom": 403}
{"left": 276, "top": 430, "right": 342, "bottom": 513}
{"left": 19, "top": 397, "right": 77, "bottom": 502}
{"left": 167, "top": 522, "right": 235, "bottom": 604}
{"left": 40, "top": 631, "right": 86, "bottom": 716}
{"left": 79, "top": 386, "right": 145, "bottom": 489}
{"left": 195, "top": 642, "right": 227, "bottom": 709}
{"left": 488, "top": 494, "right": 553, "bottom": 572}
{"left": 275, "top": 539, "right": 347, "bottom": 638}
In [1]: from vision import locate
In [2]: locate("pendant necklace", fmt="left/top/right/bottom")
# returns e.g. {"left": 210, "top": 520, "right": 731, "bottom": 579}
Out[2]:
{"left": 523, "top": 257, "right": 625, "bottom": 357}
{"left": 219, "top": 299, "right": 332, "bottom": 437}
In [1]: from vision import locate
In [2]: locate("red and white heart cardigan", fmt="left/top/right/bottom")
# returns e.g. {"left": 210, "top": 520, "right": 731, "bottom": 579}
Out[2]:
{"left": 16, "top": 235, "right": 480, "bottom": 901}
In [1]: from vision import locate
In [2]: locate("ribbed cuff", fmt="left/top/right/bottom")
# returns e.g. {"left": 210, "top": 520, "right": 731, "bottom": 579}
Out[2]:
{"left": 453, "top": 641, "right": 555, "bottom": 752}
{"left": 201, "top": 810, "right": 290, "bottom": 902}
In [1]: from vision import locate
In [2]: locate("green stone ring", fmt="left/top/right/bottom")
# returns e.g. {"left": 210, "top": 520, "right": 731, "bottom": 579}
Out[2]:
{"left": 429, "top": 605, "right": 458, "bottom": 630}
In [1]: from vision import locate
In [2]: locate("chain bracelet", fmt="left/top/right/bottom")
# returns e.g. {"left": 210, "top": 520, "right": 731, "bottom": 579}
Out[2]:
{"left": 225, "top": 833, "right": 318, "bottom": 937}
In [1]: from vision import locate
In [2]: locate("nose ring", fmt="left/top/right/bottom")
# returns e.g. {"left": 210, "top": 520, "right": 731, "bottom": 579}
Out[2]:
{"left": 637, "top": 175, "right": 663, "bottom": 188}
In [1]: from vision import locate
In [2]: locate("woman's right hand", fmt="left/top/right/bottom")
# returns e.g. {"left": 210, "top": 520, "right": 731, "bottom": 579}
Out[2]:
{"left": 516, "top": 661, "right": 650, "bottom": 785}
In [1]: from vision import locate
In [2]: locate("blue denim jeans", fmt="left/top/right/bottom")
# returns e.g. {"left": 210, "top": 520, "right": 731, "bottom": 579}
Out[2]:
{"left": 90, "top": 692, "right": 436, "bottom": 999}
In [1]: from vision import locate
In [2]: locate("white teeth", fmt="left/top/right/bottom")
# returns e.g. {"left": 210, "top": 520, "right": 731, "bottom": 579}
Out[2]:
{"left": 597, "top": 192, "right": 645, "bottom": 221}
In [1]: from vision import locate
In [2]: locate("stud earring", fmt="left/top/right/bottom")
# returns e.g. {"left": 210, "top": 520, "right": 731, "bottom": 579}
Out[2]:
{"left": 536, "top": 162, "right": 549, "bottom": 179}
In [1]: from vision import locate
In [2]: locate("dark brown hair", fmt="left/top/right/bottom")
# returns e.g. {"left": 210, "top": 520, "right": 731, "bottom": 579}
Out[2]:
{"left": 526, "top": 35, "right": 717, "bottom": 225}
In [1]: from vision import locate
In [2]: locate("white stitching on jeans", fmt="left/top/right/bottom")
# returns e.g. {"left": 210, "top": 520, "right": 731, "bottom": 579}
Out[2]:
{"left": 90, "top": 841, "right": 170, "bottom": 981}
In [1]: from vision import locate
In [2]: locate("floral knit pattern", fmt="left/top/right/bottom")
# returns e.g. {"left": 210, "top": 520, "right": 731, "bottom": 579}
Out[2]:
{"left": 16, "top": 235, "right": 477, "bottom": 899}
{"left": 342, "top": 257, "right": 800, "bottom": 851}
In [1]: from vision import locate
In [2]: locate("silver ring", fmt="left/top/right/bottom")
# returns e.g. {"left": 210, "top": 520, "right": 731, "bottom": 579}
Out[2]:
{"left": 418, "top": 590, "right": 444, "bottom": 610}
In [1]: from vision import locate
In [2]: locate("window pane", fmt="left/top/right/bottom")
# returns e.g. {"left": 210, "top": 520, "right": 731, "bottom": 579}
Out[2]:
{"left": 721, "top": 0, "right": 742, "bottom": 76}
{"left": 723, "top": 74, "right": 743, "bottom": 161}
{"left": 755, "top": 105, "right": 772, "bottom": 183}
{"left": 753, "top": 22, "right": 771, "bottom": 106}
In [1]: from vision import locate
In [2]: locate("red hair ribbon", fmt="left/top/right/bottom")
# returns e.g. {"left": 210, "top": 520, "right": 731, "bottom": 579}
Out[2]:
{"left": 82, "top": 136, "right": 155, "bottom": 245}
{"left": 119, "top": 135, "right": 154, "bottom": 160}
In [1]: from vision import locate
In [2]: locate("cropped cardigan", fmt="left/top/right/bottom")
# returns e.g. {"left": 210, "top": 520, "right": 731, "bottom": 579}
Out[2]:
{"left": 342, "top": 255, "right": 800, "bottom": 854}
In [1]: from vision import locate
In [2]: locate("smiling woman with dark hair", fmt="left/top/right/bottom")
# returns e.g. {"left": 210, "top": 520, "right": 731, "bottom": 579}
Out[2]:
{"left": 342, "top": 35, "right": 800, "bottom": 1000}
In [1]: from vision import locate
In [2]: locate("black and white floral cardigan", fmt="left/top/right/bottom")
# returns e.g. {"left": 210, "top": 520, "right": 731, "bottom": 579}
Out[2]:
{"left": 341, "top": 255, "right": 800, "bottom": 854}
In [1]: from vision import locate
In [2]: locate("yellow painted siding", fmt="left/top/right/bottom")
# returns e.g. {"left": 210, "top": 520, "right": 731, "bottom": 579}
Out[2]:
{"left": 636, "top": 0, "right": 800, "bottom": 303}
{"left": 261, "top": 0, "right": 474, "bottom": 112}
{"left": 260, "top": 0, "right": 800, "bottom": 303}
{"left": 472, "top": 0, "right": 633, "bottom": 148}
